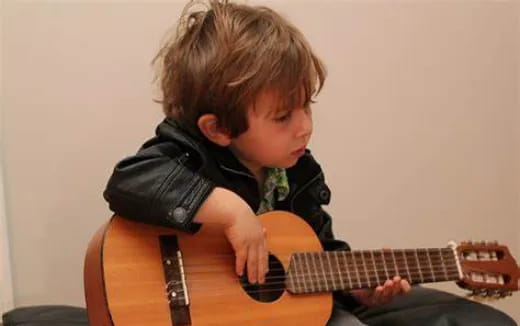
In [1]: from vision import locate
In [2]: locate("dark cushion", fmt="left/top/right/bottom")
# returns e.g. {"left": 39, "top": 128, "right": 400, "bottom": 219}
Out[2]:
{"left": 2, "top": 305, "right": 88, "bottom": 326}
{"left": 354, "top": 286, "right": 517, "bottom": 326}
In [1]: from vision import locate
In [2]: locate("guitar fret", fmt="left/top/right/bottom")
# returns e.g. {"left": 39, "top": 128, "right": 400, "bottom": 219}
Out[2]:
{"left": 351, "top": 252, "right": 362, "bottom": 288}
{"left": 370, "top": 251, "right": 380, "bottom": 285}
{"left": 290, "top": 253, "right": 301, "bottom": 293}
{"left": 379, "top": 250, "right": 390, "bottom": 280}
{"left": 422, "top": 248, "right": 450, "bottom": 282}
{"left": 334, "top": 251, "right": 346, "bottom": 290}
{"left": 288, "top": 257, "right": 297, "bottom": 293}
{"left": 326, "top": 252, "right": 337, "bottom": 291}
{"left": 303, "top": 252, "right": 318, "bottom": 293}
{"left": 442, "top": 248, "right": 461, "bottom": 280}
{"left": 303, "top": 252, "right": 314, "bottom": 293}
{"left": 416, "top": 249, "right": 434, "bottom": 282}
{"left": 437, "top": 251, "right": 451, "bottom": 280}
{"left": 438, "top": 248, "right": 448, "bottom": 280}
{"left": 425, "top": 249, "right": 435, "bottom": 282}
{"left": 309, "top": 253, "right": 322, "bottom": 292}
{"left": 413, "top": 249, "right": 424, "bottom": 283}
{"left": 343, "top": 251, "right": 354, "bottom": 290}
{"left": 317, "top": 253, "right": 329, "bottom": 292}
{"left": 297, "top": 253, "right": 307, "bottom": 293}
{"left": 391, "top": 249, "right": 399, "bottom": 278}
{"left": 359, "top": 252, "right": 368, "bottom": 285}
{"left": 361, "top": 252, "right": 372, "bottom": 287}
{"left": 401, "top": 250, "right": 412, "bottom": 283}
{"left": 374, "top": 250, "right": 389, "bottom": 282}
{"left": 363, "top": 251, "right": 375, "bottom": 286}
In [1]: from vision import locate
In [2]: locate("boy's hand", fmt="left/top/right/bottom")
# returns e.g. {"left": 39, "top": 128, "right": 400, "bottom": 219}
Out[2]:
{"left": 224, "top": 207, "right": 268, "bottom": 284}
{"left": 194, "top": 187, "right": 269, "bottom": 285}
{"left": 351, "top": 276, "right": 411, "bottom": 306}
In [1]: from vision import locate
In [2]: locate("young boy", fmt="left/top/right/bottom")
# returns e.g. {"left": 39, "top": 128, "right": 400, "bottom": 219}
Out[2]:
{"left": 103, "top": 1, "right": 516, "bottom": 325}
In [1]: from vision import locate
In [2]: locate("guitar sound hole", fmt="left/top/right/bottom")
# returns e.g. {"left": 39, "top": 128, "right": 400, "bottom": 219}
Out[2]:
{"left": 239, "top": 254, "right": 285, "bottom": 302}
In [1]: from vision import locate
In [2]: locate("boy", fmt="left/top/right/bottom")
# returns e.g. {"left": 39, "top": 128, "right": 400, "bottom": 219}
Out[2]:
{"left": 104, "top": 1, "right": 516, "bottom": 325}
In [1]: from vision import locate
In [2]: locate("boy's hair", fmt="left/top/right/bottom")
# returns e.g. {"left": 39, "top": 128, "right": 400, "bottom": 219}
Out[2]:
{"left": 152, "top": 0, "right": 326, "bottom": 137}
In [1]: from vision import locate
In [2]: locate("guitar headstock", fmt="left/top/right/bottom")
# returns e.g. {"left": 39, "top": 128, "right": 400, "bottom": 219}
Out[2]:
{"left": 455, "top": 241, "right": 520, "bottom": 300}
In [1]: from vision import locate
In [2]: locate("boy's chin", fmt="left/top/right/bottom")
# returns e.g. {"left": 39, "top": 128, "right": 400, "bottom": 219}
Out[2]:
{"left": 269, "top": 158, "right": 300, "bottom": 169}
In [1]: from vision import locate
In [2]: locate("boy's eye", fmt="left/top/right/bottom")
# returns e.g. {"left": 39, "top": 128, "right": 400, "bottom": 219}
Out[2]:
{"left": 274, "top": 112, "right": 292, "bottom": 122}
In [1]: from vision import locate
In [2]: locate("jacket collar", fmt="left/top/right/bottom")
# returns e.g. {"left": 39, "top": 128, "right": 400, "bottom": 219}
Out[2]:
{"left": 157, "top": 118, "right": 322, "bottom": 185}
{"left": 158, "top": 118, "right": 256, "bottom": 178}
{"left": 207, "top": 143, "right": 256, "bottom": 179}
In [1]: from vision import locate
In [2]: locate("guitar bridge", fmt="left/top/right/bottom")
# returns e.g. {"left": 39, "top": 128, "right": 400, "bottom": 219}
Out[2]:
{"left": 160, "top": 235, "right": 191, "bottom": 326}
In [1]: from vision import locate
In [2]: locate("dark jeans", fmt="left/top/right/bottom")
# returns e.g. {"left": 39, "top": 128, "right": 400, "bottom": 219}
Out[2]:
{"left": 327, "top": 287, "right": 517, "bottom": 326}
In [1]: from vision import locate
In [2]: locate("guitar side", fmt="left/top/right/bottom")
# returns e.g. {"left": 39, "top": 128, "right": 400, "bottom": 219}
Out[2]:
{"left": 84, "top": 211, "right": 332, "bottom": 326}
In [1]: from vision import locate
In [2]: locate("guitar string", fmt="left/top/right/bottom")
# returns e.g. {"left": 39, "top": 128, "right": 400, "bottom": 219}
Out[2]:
{"left": 168, "top": 274, "right": 463, "bottom": 301}
{"left": 162, "top": 254, "right": 461, "bottom": 277}
{"left": 162, "top": 265, "right": 465, "bottom": 298}
{"left": 172, "top": 266, "right": 462, "bottom": 282}
{"left": 172, "top": 269, "right": 462, "bottom": 286}
{"left": 172, "top": 250, "right": 460, "bottom": 268}
{"left": 166, "top": 272, "right": 464, "bottom": 301}
{"left": 161, "top": 265, "right": 462, "bottom": 290}
{"left": 166, "top": 267, "right": 492, "bottom": 301}
{"left": 179, "top": 260, "right": 461, "bottom": 274}
{"left": 179, "top": 257, "right": 459, "bottom": 269}
{"left": 168, "top": 248, "right": 458, "bottom": 260}
{"left": 181, "top": 264, "right": 461, "bottom": 277}
{"left": 167, "top": 274, "right": 503, "bottom": 303}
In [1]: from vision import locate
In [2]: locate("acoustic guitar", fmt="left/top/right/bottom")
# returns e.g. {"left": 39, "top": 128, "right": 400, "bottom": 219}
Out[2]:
{"left": 84, "top": 211, "right": 519, "bottom": 326}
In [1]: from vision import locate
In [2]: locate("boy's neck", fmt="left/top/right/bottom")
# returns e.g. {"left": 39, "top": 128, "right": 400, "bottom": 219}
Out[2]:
{"left": 242, "top": 162, "right": 266, "bottom": 186}
{"left": 227, "top": 147, "right": 266, "bottom": 186}
{"left": 236, "top": 157, "right": 267, "bottom": 193}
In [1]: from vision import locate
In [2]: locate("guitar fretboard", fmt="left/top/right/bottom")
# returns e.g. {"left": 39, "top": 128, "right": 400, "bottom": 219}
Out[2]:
{"left": 286, "top": 248, "right": 461, "bottom": 294}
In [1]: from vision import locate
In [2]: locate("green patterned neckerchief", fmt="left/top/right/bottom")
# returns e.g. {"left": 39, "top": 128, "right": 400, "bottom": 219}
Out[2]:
{"left": 256, "top": 168, "right": 290, "bottom": 214}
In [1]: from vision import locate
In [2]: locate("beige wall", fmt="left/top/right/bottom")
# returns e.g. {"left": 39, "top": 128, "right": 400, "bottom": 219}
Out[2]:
{"left": 2, "top": 0, "right": 519, "bottom": 322}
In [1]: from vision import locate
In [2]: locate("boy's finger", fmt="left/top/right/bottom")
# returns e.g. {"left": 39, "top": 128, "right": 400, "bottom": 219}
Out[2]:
{"left": 257, "top": 244, "right": 267, "bottom": 283}
{"left": 392, "top": 276, "right": 402, "bottom": 296}
{"left": 247, "top": 246, "right": 258, "bottom": 283}
{"left": 401, "top": 279, "right": 412, "bottom": 293}
{"left": 381, "top": 280, "right": 393, "bottom": 298}
{"left": 374, "top": 285, "right": 384, "bottom": 302}
{"left": 263, "top": 238, "right": 269, "bottom": 274}
{"left": 374, "top": 285, "right": 388, "bottom": 305}
{"left": 235, "top": 247, "right": 247, "bottom": 276}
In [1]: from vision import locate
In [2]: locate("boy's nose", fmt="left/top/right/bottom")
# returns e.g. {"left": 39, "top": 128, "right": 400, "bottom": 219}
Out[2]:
{"left": 294, "top": 107, "right": 313, "bottom": 138}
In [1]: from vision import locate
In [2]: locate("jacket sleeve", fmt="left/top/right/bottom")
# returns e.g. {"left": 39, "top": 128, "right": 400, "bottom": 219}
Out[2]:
{"left": 103, "top": 139, "right": 215, "bottom": 233}
{"left": 315, "top": 209, "right": 350, "bottom": 252}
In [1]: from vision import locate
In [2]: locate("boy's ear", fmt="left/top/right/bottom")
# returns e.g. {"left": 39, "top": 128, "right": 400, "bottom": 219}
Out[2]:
{"left": 197, "top": 113, "right": 231, "bottom": 147}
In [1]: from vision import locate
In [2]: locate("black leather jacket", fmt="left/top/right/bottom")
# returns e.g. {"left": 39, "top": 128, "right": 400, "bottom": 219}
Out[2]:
{"left": 104, "top": 118, "right": 350, "bottom": 252}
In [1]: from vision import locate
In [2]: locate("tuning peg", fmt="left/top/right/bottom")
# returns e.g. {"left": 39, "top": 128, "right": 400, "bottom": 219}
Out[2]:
{"left": 491, "top": 290, "right": 502, "bottom": 299}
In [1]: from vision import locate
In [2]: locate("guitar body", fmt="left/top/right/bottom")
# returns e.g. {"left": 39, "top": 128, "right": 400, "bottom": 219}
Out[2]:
{"left": 84, "top": 211, "right": 332, "bottom": 326}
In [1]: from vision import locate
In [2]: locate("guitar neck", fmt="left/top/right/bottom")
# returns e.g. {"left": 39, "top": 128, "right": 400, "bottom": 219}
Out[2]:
{"left": 286, "top": 248, "right": 462, "bottom": 294}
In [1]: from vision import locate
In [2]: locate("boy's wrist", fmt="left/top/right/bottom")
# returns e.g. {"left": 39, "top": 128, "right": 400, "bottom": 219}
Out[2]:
{"left": 195, "top": 187, "right": 250, "bottom": 227}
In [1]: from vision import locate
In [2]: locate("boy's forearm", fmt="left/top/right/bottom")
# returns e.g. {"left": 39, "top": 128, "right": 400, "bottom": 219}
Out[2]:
{"left": 193, "top": 187, "right": 249, "bottom": 227}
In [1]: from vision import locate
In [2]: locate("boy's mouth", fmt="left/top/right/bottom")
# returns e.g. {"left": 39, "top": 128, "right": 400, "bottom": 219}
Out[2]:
{"left": 291, "top": 146, "right": 306, "bottom": 157}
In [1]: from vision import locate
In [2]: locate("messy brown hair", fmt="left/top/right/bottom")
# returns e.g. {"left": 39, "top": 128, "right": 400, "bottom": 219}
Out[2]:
{"left": 152, "top": 0, "right": 326, "bottom": 137}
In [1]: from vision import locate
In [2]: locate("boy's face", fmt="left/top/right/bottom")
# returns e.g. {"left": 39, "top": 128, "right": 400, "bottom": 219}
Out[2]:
{"left": 229, "top": 89, "right": 313, "bottom": 175}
